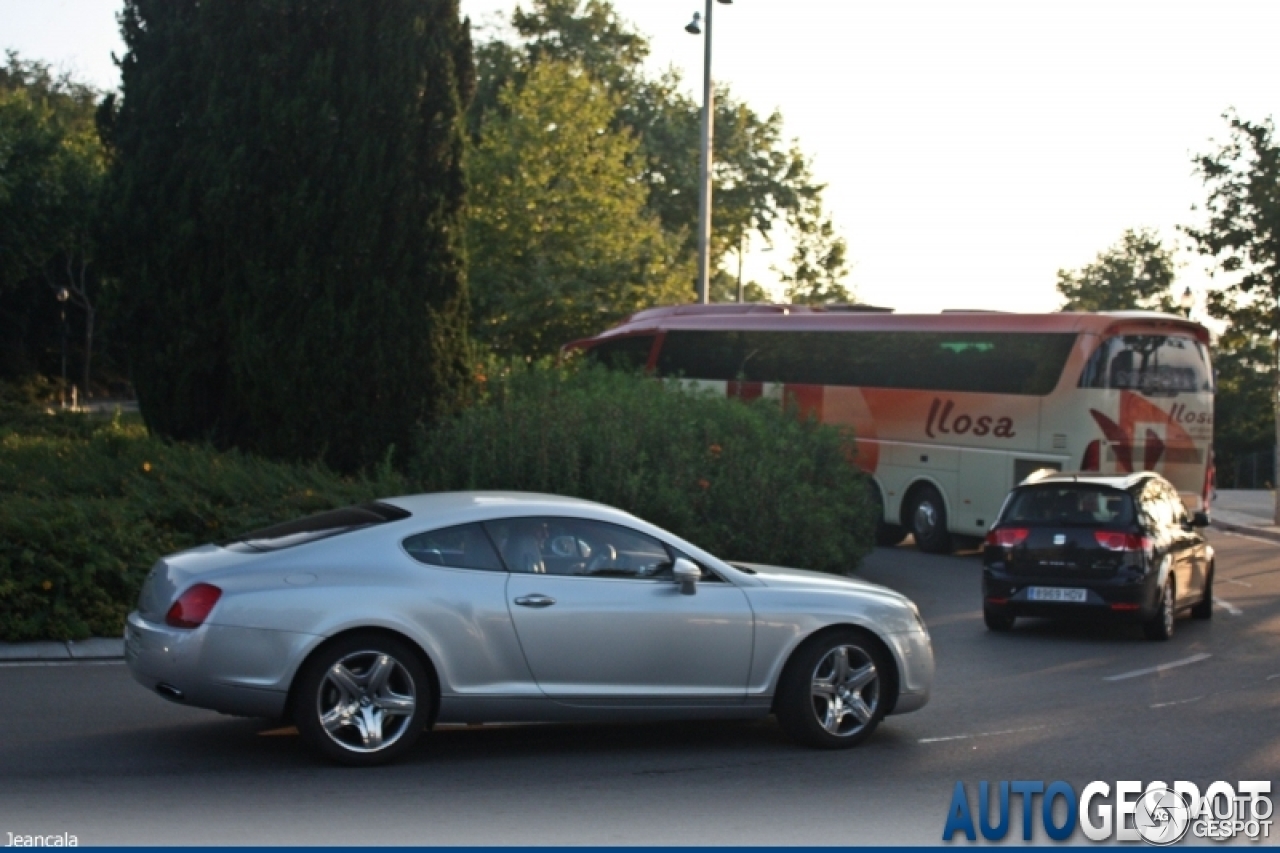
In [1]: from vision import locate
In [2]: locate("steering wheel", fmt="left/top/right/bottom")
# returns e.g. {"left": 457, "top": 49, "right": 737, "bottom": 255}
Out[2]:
{"left": 583, "top": 544, "right": 618, "bottom": 574}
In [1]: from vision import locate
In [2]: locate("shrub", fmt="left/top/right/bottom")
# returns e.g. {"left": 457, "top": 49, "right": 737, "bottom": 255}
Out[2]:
{"left": 0, "top": 409, "right": 406, "bottom": 642}
{"left": 410, "top": 362, "right": 875, "bottom": 573}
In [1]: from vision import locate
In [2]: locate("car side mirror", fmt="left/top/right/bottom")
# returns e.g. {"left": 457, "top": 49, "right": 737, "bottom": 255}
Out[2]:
{"left": 1191, "top": 511, "right": 1210, "bottom": 528}
{"left": 672, "top": 558, "right": 699, "bottom": 595}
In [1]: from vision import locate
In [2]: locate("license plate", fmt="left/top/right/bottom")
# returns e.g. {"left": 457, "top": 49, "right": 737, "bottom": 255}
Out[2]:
{"left": 1027, "top": 587, "right": 1087, "bottom": 603}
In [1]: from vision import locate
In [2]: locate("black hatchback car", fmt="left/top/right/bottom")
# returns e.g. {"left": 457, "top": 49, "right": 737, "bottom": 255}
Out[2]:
{"left": 982, "top": 471, "right": 1213, "bottom": 641}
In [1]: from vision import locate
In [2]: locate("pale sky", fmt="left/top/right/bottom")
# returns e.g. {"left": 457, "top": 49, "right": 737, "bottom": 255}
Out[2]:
{"left": 6, "top": 0, "right": 1278, "bottom": 315}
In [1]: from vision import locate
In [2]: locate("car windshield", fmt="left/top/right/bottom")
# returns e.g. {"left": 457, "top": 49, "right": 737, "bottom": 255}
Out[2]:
{"left": 1002, "top": 485, "right": 1134, "bottom": 527}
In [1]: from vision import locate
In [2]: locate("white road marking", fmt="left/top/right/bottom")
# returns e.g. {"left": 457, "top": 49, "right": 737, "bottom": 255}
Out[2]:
{"left": 1150, "top": 695, "right": 1203, "bottom": 708}
{"left": 919, "top": 725, "right": 1048, "bottom": 744}
{"left": 1224, "top": 578, "right": 1253, "bottom": 587}
{"left": 1214, "top": 597, "right": 1244, "bottom": 615}
{"left": 0, "top": 660, "right": 124, "bottom": 668}
{"left": 1103, "top": 652, "right": 1212, "bottom": 682}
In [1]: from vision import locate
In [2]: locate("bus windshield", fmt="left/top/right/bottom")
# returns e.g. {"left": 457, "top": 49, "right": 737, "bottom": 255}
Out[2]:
{"left": 1078, "top": 334, "right": 1213, "bottom": 395}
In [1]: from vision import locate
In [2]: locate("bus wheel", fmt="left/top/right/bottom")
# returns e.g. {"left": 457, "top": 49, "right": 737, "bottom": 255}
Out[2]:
{"left": 876, "top": 524, "right": 909, "bottom": 547}
{"left": 908, "top": 485, "right": 951, "bottom": 554}
{"left": 868, "top": 481, "right": 907, "bottom": 546}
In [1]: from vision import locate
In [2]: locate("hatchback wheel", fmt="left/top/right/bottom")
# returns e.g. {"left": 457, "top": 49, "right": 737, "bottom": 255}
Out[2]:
{"left": 984, "top": 608, "right": 1016, "bottom": 632}
{"left": 776, "top": 629, "right": 890, "bottom": 749}
{"left": 1191, "top": 562, "right": 1214, "bottom": 620}
{"left": 295, "top": 634, "right": 431, "bottom": 766}
{"left": 1143, "top": 579, "right": 1175, "bottom": 642}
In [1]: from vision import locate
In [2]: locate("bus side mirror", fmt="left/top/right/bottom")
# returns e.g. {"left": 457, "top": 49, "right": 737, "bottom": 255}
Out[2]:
{"left": 673, "top": 558, "right": 699, "bottom": 595}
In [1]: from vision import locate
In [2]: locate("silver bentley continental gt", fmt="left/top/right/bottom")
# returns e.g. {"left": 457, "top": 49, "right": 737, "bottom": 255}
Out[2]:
{"left": 125, "top": 492, "right": 933, "bottom": 765}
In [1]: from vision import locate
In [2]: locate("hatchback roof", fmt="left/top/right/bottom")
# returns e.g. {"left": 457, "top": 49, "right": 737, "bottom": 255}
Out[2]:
{"left": 1018, "top": 469, "right": 1163, "bottom": 490}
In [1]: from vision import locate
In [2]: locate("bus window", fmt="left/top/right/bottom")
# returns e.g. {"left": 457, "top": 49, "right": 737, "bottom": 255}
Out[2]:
{"left": 585, "top": 334, "right": 656, "bottom": 370}
{"left": 656, "top": 330, "right": 1076, "bottom": 396}
{"left": 1078, "top": 335, "right": 1213, "bottom": 394}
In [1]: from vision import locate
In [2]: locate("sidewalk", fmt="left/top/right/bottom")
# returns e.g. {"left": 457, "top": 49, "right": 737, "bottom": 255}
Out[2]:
{"left": 1210, "top": 488, "right": 1280, "bottom": 543}
{"left": 0, "top": 637, "right": 123, "bottom": 662}
{"left": 2, "top": 490, "right": 1276, "bottom": 663}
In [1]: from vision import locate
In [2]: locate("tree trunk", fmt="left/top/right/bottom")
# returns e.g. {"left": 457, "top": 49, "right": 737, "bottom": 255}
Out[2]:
{"left": 82, "top": 305, "right": 94, "bottom": 400}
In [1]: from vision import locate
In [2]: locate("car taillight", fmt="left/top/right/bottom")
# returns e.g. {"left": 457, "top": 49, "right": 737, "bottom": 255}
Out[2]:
{"left": 1081, "top": 440, "right": 1101, "bottom": 471}
{"left": 1093, "top": 531, "right": 1150, "bottom": 552}
{"left": 165, "top": 583, "right": 222, "bottom": 629}
{"left": 984, "top": 528, "right": 1029, "bottom": 548}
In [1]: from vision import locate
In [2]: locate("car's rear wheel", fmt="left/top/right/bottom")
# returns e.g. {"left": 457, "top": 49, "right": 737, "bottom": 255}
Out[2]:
{"left": 1143, "top": 578, "right": 1175, "bottom": 642}
{"left": 775, "top": 629, "right": 890, "bottom": 749}
{"left": 983, "top": 608, "right": 1016, "bottom": 632}
{"left": 908, "top": 485, "right": 951, "bottom": 554}
{"left": 295, "top": 634, "right": 431, "bottom": 766}
{"left": 1191, "top": 562, "right": 1214, "bottom": 620}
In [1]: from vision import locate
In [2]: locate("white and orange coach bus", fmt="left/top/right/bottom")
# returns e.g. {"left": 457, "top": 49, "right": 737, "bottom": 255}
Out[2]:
{"left": 564, "top": 305, "right": 1214, "bottom": 553}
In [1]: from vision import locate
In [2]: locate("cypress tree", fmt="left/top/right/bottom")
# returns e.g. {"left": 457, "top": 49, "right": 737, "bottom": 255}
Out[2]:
{"left": 107, "top": 0, "right": 474, "bottom": 472}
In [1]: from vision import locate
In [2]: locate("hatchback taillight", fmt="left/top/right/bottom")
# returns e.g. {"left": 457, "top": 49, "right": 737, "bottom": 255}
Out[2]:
{"left": 165, "top": 583, "right": 222, "bottom": 628}
{"left": 1093, "top": 531, "right": 1150, "bottom": 552}
{"left": 985, "top": 527, "right": 1029, "bottom": 548}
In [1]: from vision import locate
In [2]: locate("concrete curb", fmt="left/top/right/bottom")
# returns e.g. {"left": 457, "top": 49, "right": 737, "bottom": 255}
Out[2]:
{"left": 1211, "top": 519, "right": 1280, "bottom": 545}
{"left": 0, "top": 637, "right": 124, "bottom": 662}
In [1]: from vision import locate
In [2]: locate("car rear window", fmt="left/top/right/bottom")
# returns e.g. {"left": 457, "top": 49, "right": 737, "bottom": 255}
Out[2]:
{"left": 224, "top": 502, "right": 410, "bottom": 552}
{"left": 1001, "top": 486, "right": 1135, "bottom": 527}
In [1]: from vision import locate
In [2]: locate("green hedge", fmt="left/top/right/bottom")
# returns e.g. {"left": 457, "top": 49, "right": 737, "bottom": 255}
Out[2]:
{"left": 410, "top": 363, "right": 874, "bottom": 574}
{"left": 1, "top": 365, "right": 875, "bottom": 643}
{"left": 0, "top": 407, "right": 405, "bottom": 642}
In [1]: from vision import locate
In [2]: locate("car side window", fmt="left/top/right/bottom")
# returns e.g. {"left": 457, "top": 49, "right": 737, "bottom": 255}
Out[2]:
{"left": 485, "top": 517, "right": 676, "bottom": 579}
{"left": 403, "top": 523, "right": 505, "bottom": 572}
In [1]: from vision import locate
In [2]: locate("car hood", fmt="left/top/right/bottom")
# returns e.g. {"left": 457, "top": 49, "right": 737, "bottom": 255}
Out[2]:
{"left": 729, "top": 561, "right": 913, "bottom": 605}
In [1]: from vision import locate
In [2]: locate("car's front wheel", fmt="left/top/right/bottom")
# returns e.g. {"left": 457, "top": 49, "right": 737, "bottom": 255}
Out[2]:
{"left": 1143, "top": 579, "right": 1176, "bottom": 642}
{"left": 294, "top": 633, "right": 431, "bottom": 766}
{"left": 775, "top": 629, "right": 890, "bottom": 749}
{"left": 1191, "top": 562, "right": 1214, "bottom": 620}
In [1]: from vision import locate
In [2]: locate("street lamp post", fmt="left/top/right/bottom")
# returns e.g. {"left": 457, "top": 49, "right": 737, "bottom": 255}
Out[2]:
{"left": 686, "top": 0, "right": 733, "bottom": 305}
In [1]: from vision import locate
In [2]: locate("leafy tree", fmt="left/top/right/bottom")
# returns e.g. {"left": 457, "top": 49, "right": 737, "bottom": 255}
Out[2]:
{"left": 778, "top": 199, "right": 854, "bottom": 306}
{"left": 1184, "top": 112, "right": 1280, "bottom": 514}
{"left": 473, "top": 0, "right": 832, "bottom": 307}
{"left": 1056, "top": 228, "right": 1178, "bottom": 313}
{"left": 468, "top": 61, "right": 688, "bottom": 357}
{"left": 106, "top": 0, "right": 475, "bottom": 473}
{"left": 0, "top": 54, "right": 106, "bottom": 394}
{"left": 1211, "top": 338, "right": 1274, "bottom": 487}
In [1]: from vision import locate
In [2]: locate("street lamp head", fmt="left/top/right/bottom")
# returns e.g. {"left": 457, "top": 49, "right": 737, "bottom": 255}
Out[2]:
{"left": 56, "top": 287, "right": 70, "bottom": 303}
{"left": 685, "top": 12, "right": 702, "bottom": 34}
{"left": 717, "top": 0, "right": 733, "bottom": 4}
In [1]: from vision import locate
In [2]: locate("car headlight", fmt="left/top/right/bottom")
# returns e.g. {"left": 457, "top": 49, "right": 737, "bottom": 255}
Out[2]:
{"left": 909, "top": 602, "right": 927, "bottom": 633}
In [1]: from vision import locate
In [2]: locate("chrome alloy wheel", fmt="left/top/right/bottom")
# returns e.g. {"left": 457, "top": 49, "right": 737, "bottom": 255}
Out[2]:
{"left": 809, "top": 644, "right": 880, "bottom": 737}
{"left": 913, "top": 501, "right": 939, "bottom": 541}
{"left": 315, "top": 650, "right": 417, "bottom": 754}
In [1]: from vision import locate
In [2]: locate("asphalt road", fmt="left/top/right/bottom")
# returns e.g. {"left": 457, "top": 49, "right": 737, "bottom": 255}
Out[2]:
{"left": 1, "top": 529, "right": 1276, "bottom": 845}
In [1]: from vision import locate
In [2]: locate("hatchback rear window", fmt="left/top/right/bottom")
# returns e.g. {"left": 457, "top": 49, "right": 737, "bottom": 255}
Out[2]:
{"left": 224, "top": 502, "right": 410, "bottom": 552}
{"left": 1002, "top": 486, "right": 1134, "bottom": 527}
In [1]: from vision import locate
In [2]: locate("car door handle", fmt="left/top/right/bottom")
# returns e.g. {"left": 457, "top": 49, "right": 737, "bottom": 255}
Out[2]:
{"left": 514, "top": 594, "right": 556, "bottom": 608}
